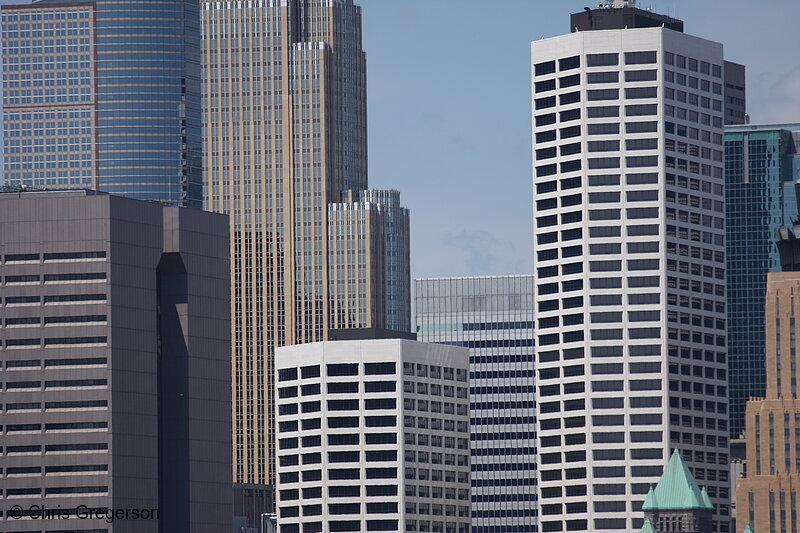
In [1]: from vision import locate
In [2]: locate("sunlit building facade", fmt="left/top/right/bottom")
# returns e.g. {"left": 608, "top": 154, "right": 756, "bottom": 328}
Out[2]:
{"left": 201, "top": 0, "right": 410, "bottom": 491}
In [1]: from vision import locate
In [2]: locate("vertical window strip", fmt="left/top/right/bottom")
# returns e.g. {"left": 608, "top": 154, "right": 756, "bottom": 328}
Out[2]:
{"left": 779, "top": 296, "right": 783, "bottom": 396}
{"left": 771, "top": 413, "right": 777, "bottom": 475}
{"left": 791, "top": 315, "right": 797, "bottom": 397}
{"left": 788, "top": 413, "right": 792, "bottom": 473}
{"left": 757, "top": 414, "right": 762, "bottom": 475}
{"left": 796, "top": 414, "right": 800, "bottom": 474}
{"left": 784, "top": 491, "right": 789, "bottom": 533}
{"left": 791, "top": 491, "right": 797, "bottom": 533}
{"left": 773, "top": 492, "right": 778, "bottom": 533}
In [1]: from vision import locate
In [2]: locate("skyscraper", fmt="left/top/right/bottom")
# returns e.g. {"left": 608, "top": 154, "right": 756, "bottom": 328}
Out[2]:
{"left": 201, "top": 0, "right": 411, "bottom": 491}
{"left": 0, "top": 189, "right": 231, "bottom": 532}
{"left": 737, "top": 269, "right": 800, "bottom": 533}
{"left": 725, "top": 124, "right": 800, "bottom": 439}
{"left": 532, "top": 4, "right": 730, "bottom": 532}
{"left": 415, "top": 275, "right": 537, "bottom": 533}
{"left": 1, "top": 0, "right": 202, "bottom": 206}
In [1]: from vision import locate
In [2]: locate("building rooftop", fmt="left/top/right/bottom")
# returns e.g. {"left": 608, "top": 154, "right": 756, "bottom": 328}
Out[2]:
{"left": 0, "top": 186, "right": 105, "bottom": 199}
{"left": 570, "top": 1, "right": 684, "bottom": 33}
{"left": 642, "top": 449, "right": 715, "bottom": 511}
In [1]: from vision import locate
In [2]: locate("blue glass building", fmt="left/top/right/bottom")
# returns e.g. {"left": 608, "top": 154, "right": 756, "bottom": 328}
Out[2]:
{"left": 725, "top": 124, "right": 800, "bottom": 439}
{"left": 1, "top": 0, "right": 201, "bottom": 207}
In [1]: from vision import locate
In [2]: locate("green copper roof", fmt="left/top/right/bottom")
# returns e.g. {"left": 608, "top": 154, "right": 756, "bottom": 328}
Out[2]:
{"left": 640, "top": 519, "right": 657, "bottom": 533}
{"left": 744, "top": 524, "right": 754, "bottom": 533}
{"left": 641, "top": 449, "right": 715, "bottom": 511}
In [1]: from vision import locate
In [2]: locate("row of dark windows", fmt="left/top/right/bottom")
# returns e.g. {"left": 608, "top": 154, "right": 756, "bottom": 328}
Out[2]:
{"left": 2, "top": 272, "right": 106, "bottom": 283}
{"left": 534, "top": 172, "right": 657, "bottom": 196}
{"left": 537, "top": 206, "right": 660, "bottom": 230}
{"left": 538, "top": 258, "right": 661, "bottom": 279}
{"left": 1, "top": 251, "right": 105, "bottom": 263}
{"left": 469, "top": 354, "right": 534, "bottom": 366}
{"left": 279, "top": 519, "right": 401, "bottom": 533}
{"left": 4, "top": 314, "right": 106, "bottom": 326}
{"left": 533, "top": 51, "right": 658, "bottom": 78}
{"left": 4, "top": 357, "right": 106, "bottom": 369}
{"left": 3, "top": 378, "right": 107, "bottom": 390}
{"left": 536, "top": 189, "right": 659, "bottom": 212}
{"left": 442, "top": 339, "right": 533, "bottom": 349}
{"left": 537, "top": 223, "right": 659, "bottom": 247}
{"left": 1, "top": 399, "right": 107, "bottom": 411}
{"left": 2, "top": 336, "right": 107, "bottom": 347}
{"left": 534, "top": 104, "right": 657, "bottom": 129}
{"left": 539, "top": 361, "right": 661, "bottom": 380}
{"left": 277, "top": 381, "right": 397, "bottom": 399}
{"left": 278, "top": 362, "right": 395, "bottom": 382}
{"left": 280, "top": 450, "right": 397, "bottom": 467}
{"left": 2, "top": 293, "right": 106, "bottom": 305}
{"left": 534, "top": 120, "right": 657, "bottom": 144}
{"left": 537, "top": 343, "right": 659, "bottom": 364}
{"left": 281, "top": 484, "right": 396, "bottom": 501}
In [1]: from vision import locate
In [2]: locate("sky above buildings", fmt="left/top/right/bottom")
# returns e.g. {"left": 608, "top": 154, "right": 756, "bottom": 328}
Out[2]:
{"left": 361, "top": 0, "right": 800, "bottom": 280}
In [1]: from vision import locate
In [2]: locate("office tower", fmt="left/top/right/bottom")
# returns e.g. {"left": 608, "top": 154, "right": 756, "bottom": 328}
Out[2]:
{"left": 201, "top": 0, "right": 411, "bottom": 493}
{"left": 725, "top": 124, "right": 800, "bottom": 439}
{"left": 415, "top": 275, "right": 536, "bottom": 533}
{"left": 737, "top": 269, "right": 800, "bottom": 533}
{"left": 0, "top": 188, "right": 230, "bottom": 532}
{"left": 0, "top": 0, "right": 202, "bottom": 206}
{"left": 532, "top": 5, "right": 731, "bottom": 532}
{"left": 274, "top": 339, "right": 471, "bottom": 533}
{"left": 723, "top": 62, "right": 746, "bottom": 125}
{"left": 330, "top": 190, "right": 411, "bottom": 333}
{"left": 640, "top": 450, "right": 714, "bottom": 533}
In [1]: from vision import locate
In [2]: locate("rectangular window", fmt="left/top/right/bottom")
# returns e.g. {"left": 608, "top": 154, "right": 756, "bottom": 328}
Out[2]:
{"left": 587, "top": 106, "right": 619, "bottom": 118}
{"left": 625, "top": 51, "right": 657, "bottom": 65}
{"left": 587, "top": 53, "right": 619, "bottom": 67}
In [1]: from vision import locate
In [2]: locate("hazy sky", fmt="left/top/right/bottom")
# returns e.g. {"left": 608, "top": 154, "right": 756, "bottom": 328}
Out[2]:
{"left": 360, "top": 0, "right": 800, "bottom": 281}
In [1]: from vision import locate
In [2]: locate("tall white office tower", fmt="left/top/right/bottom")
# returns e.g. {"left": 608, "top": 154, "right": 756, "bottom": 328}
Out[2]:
{"left": 274, "top": 339, "right": 471, "bottom": 533}
{"left": 532, "top": 5, "right": 730, "bottom": 533}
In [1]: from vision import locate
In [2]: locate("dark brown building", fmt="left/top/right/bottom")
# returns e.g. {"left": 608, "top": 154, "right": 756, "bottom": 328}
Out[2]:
{"left": 0, "top": 189, "right": 231, "bottom": 532}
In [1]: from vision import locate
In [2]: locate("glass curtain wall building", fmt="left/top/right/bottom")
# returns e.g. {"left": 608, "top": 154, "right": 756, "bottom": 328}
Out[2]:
{"left": 532, "top": 6, "right": 731, "bottom": 532}
{"left": 1, "top": 0, "right": 202, "bottom": 206}
{"left": 415, "top": 275, "right": 537, "bottom": 533}
{"left": 725, "top": 124, "right": 800, "bottom": 439}
{"left": 201, "top": 0, "right": 411, "bottom": 491}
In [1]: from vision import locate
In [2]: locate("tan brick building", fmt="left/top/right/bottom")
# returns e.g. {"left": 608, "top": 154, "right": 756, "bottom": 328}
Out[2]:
{"left": 738, "top": 272, "right": 800, "bottom": 533}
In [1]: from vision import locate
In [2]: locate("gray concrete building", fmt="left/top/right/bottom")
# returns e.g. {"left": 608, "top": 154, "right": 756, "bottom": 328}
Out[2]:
{"left": 415, "top": 275, "right": 537, "bottom": 533}
{"left": 0, "top": 189, "right": 231, "bottom": 532}
{"left": 274, "top": 339, "right": 471, "bottom": 533}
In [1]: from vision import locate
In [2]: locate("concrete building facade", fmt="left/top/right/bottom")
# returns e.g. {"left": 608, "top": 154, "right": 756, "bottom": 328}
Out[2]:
{"left": 415, "top": 275, "right": 537, "bottom": 533}
{"left": 0, "top": 189, "right": 231, "bottom": 532}
{"left": 532, "top": 6, "right": 731, "bottom": 532}
{"left": 274, "top": 339, "right": 471, "bottom": 533}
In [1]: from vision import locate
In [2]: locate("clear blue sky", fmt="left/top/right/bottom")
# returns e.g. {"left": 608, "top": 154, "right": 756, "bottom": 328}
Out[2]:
{"left": 360, "top": 0, "right": 800, "bottom": 280}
